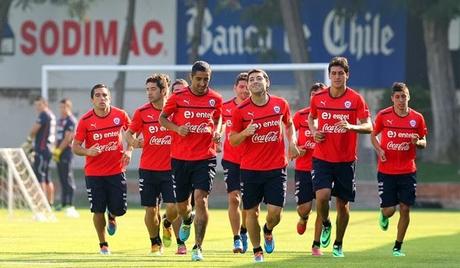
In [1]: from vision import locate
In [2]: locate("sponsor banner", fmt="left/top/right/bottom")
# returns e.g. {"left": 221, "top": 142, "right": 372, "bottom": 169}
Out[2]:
{"left": 176, "top": 0, "right": 406, "bottom": 88}
{"left": 1, "top": 0, "right": 176, "bottom": 88}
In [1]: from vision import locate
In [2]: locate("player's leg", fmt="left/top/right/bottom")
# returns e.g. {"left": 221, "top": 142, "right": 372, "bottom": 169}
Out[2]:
{"left": 43, "top": 152, "right": 54, "bottom": 206}
{"left": 378, "top": 172, "right": 398, "bottom": 231}
{"left": 106, "top": 173, "right": 128, "bottom": 237}
{"left": 85, "top": 176, "right": 110, "bottom": 254}
{"left": 311, "top": 210, "right": 323, "bottom": 256}
{"left": 161, "top": 170, "right": 178, "bottom": 248}
{"left": 295, "top": 170, "right": 314, "bottom": 235}
{"left": 393, "top": 173, "right": 416, "bottom": 256}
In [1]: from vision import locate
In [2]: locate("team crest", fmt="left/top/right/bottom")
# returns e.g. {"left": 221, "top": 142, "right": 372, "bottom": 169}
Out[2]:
{"left": 274, "top": 105, "right": 280, "bottom": 113}
{"left": 209, "top": 99, "right": 216, "bottom": 107}
{"left": 344, "top": 101, "right": 352, "bottom": 109}
{"left": 409, "top": 119, "right": 416, "bottom": 127}
{"left": 113, "top": 117, "right": 120, "bottom": 125}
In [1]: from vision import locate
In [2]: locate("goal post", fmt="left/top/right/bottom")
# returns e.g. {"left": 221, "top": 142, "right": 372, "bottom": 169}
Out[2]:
{"left": 41, "top": 63, "right": 330, "bottom": 100}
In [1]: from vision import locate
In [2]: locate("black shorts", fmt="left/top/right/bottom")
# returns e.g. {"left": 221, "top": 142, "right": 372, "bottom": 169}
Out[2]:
{"left": 33, "top": 151, "right": 51, "bottom": 183}
{"left": 312, "top": 158, "right": 356, "bottom": 202}
{"left": 85, "top": 173, "right": 127, "bottom": 216}
{"left": 138, "top": 169, "right": 175, "bottom": 207}
{"left": 294, "top": 170, "right": 314, "bottom": 205}
{"left": 171, "top": 157, "right": 217, "bottom": 203}
{"left": 222, "top": 159, "right": 242, "bottom": 193}
{"left": 377, "top": 172, "right": 417, "bottom": 207}
{"left": 240, "top": 168, "right": 287, "bottom": 209}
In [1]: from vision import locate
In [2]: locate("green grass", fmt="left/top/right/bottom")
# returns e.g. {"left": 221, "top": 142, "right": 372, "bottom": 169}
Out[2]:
{"left": 1, "top": 209, "right": 459, "bottom": 267}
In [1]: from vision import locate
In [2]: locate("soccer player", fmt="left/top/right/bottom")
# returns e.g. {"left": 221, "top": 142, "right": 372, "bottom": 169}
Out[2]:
{"left": 171, "top": 79, "right": 189, "bottom": 92}
{"left": 26, "top": 96, "right": 56, "bottom": 206}
{"left": 159, "top": 61, "right": 223, "bottom": 261}
{"left": 221, "top": 72, "right": 250, "bottom": 253}
{"left": 308, "top": 56, "right": 372, "bottom": 257}
{"left": 370, "top": 82, "right": 427, "bottom": 257}
{"left": 53, "top": 98, "right": 79, "bottom": 218}
{"left": 230, "top": 69, "right": 300, "bottom": 262}
{"left": 126, "top": 74, "right": 179, "bottom": 255}
{"left": 292, "top": 83, "right": 326, "bottom": 256}
{"left": 72, "top": 84, "right": 132, "bottom": 255}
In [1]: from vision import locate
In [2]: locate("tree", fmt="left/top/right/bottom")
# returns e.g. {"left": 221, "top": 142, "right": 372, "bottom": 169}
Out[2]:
{"left": 113, "top": 0, "right": 136, "bottom": 108}
{"left": 188, "top": 0, "right": 207, "bottom": 63}
{"left": 0, "top": 0, "right": 14, "bottom": 54}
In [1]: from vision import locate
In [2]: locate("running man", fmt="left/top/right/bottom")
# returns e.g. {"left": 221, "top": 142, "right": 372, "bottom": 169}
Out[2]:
{"left": 53, "top": 98, "right": 79, "bottom": 218}
{"left": 308, "top": 56, "right": 372, "bottom": 257}
{"left": 126, "top": 74, "right": 179, "bottom": 255}
{"left": 371, "top": 82, "right": 427, "bottom": 257}
{"left": 159, "top": 61, "right": 223, "bottom": 261}
{"left": 26, "top": 96, "right": 56, "bottom": 206}
{"left": 230, "top": 69, "right": 300, "bottom": 262}
{"left": 292, "top": 83, "right": 326, "bottom": 256}
{"left": 72, "top": 84, "right": 132, "bottom": 255}
{"left": 221, "top": 72, "right": 250, "bottom": 253}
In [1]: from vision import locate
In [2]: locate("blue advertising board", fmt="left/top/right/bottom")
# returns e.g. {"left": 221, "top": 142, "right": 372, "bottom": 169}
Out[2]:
{"left": 176, "top": 0, "right": 406, "bottom": 88}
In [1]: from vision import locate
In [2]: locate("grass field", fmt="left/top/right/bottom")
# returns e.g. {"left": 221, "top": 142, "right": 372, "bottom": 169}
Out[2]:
{"left": 1, "top": 209, "right": 459, "bottom": 267}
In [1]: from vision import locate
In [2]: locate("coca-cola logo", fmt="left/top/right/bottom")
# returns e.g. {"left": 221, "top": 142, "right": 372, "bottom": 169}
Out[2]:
{"left": 386, "top": 141, "right": 410, "bottom": 151}
{"left": 93, "top": 141, "right": 118, "bottom": 152}
{"left": 251, "top": 131, "right": 279, "bottom": 143}
{"left": 304, "top": 140, "right": 315, "bottom": 149}
{"left": 185, "top": 122, "right": 212, "bottom": 133}
{"left": 321, "top": 123, "right": 347, "bottom": 133}
{"left": 149, "top": 135, "right": 172, "bottom": 145}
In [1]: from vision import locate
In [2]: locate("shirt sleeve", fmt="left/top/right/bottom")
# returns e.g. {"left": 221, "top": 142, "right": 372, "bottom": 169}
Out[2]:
{"left": 309, "top": 96, "right": 318, "bottom": 118}
{"left": 162, "top": 94, "right": 177, "bottom": 116}
{"left": 357, "top": 94, "right": 371, "bottom": 120}
{"left": 129, "top": 109, "right": 142, "bottom": 133}
{"left": 293, "top": 112, "right": 300, "bottom": 130}
{"left": 36, "top": 112, "right": 46, "bottom": 125}
{"left": 418, "top": 114, "right": 428, "bottom": 137}
{"left": 231, "top": 108, "right": 244, "bottom": 133}
{"left": 213, "top": 96, "right": 223, "bottom": 121}
{"left": 282, "top": 99, "right": 291, "bottom": 125}
{"left": 372, "top": 112, "right": 383, "bottom": 135}
{"left": 74, "top": 119, "right": 86, "bottom": 143}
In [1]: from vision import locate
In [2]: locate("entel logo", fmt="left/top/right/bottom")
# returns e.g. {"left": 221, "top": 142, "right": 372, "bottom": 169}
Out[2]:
{"left": 387, "top": 130, "right": 397, "bottom": 138}
{"left": 93, "top": 133, "right": 103, "bottom": 141}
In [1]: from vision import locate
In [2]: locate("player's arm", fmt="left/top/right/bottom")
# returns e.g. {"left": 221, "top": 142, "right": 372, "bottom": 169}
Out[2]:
{"left": 412, "top": 134, "right": 427, "bottom": 149}
{"left": 28, "top": 122, "right": 41, "bottom": 139}
{"left": 370, "top": 131, "right": 386, "bottom": 162}
{"left": 284, "top": 119, "right": 300, "bottom": 159}
{"left": 212, "top": 114, "right": 223, "bottom": 143}
{"left": 308, "top": 113, "right": 325, "bottom": 143}
{"left": 121, "top": 130, "right": 134, "bottom": 167}
{"left": 72, "top": 140, "right": 100, "bottom": 157}
{"left": 159, "top": 112, "right": 189, "bottom": 137}
{"left": 229, "top": 119, "right": 256, "bottom": 146}
{"left": 336, "top": 117, "right": 373, "bottom": 134}
{"left": 125, "top": 130, "right": 143, "bottom": 148}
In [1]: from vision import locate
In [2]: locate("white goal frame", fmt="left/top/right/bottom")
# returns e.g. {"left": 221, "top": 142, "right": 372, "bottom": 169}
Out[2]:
{"left": 41, "top": 63, "right": 330, "bottom": 99}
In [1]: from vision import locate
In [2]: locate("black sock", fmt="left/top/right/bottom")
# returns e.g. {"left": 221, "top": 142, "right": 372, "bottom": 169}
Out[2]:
{"left": 312, "top": 241, "right": 320, "bottom": 248}
{"left": 150, "top": 236, "right": 162, "bottom": 246}
{"left": 163, "top": 218, "right": 172, "bottom": 228}
{"left": 394, "top": 240, "right": 403, "bottom": 251}
{"left": 263, "top": 224, "right": 272, "bottom": 234}
{"left": 184, "top": 214, "right": 193, "bottom": 225}
{"left": 99, "top": 242, "right": 108, "bottom": 248}
{"left": 177, "top": 238, "right": 184, "bottom": 245}
{"left": 240, "top": 226, "right": 247, "bottom": 234}
{"left": 233, "top": 235, "right": 241, "bottom": 241}
{"left": 333, "top": 240, "right": 342, "bottom": 247}
{"left": 301, "top": 215, "right": 309, "bottom": 221}
{"left": 322, "top": 219, "right": 331, "bottom": 227}
{"left": 253, "top": 246, "right": 263, "bottom": 254}
{"left": 108, "top": 213, "right": 115, "bottom": 221}
{"left": 192, "top": 244, "right": 201, "bottom": 250}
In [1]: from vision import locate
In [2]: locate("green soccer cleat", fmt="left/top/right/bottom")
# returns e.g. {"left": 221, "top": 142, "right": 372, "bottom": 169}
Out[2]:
{"left": 393, "top": 249, "right": 406, "bottom": 257}
{"left": 320, "top": 224, "right": 332, "bottom": 248}
{"left": 332, "top": 245, "right": 344, "bottom": 257}
{"left": 191, "top": 247, "right": 204, "bottom": 261}
{"left": 379, "top": 210, "right": 389, "bottom": 231}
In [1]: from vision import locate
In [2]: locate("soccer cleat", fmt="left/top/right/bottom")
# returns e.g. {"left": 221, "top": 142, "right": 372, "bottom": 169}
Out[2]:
{"left": 379, "top": 210, "right": 389, "bottom": 231}
{"left": 233, "top": 239, "right": 244, "bottom": 253}
{"left": 179, "top": 211, "right": 195, "bottom": 242}
{"left": 297, "top": 218, "right": 307, "bottom": 235}
{"left": 99, "top": 245, "right": 111, "bottom": 255}
{"left": 254, "top": 251, "right": 264, "bottom": 262}
{"left": 107, "top": 215, "right": 117, "bottom": 236}
{"left": 162, "top": 222, "right": 173, "bottom": 247}
{"left": 311, "top": 246, "right": 323, "bottom": 256}
{"left": 392, "top": 249, "right": 406, "bottom": 257}
{"left": 332, "top": 245, "right": 344, "bottom": 257}
{"left": 320, "top": 224, "right": 332, "bottom": 248}
{"left": 150, "top": 244, "right": 163, "bottom": 256}
{"left": 176, "top": 244, "right": 187, "bottom": 255}
{"left": 240, "top": 232, "right": 248, "bottom": 253}
{"left": 65, "top": 206, "right": 80, "bottom": 218}
{"left": 263, "top": 233, "right": 275, "bottom": 254}
{"left": 191, "top": 247, "right": 204, "bottom": 261}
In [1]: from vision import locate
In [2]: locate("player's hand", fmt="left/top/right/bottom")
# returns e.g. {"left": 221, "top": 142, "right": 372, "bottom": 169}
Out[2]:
{"left": 86, "top": 144, "right": 101, "bottom": 157}
{"left": 377, "top": 147, "right": 387, "bottom": 162}
{"left": 298, "top": 148, "right": 307, "bottom": 157}
{"left": 212, "top": 131, "right": 222, "bottom": 144}
{"left": 52, "top": 148, "right": 62, "bottom": 163}
{"left": 242, "top": 120, "right": 257, "bottom": 137}
{"left": 216, "top": 141, "right": 222, "bottom": 153}
{"left": 122, "top": 150, "right": 132, "bottom": 167}
{"left": 313, "top": 130, "right": 325, "bottom": 143}
{"left": 176, "top": 125, "right": 189, "bottom": 136}
{"left": 411, "top": 133, "right": 420, "bottom": 145}
{"left": 288, "top": 143, "right": 300, "bottom": 160}
{"left": 133, "top": 137, "right": 144, "bottom": 148}
{"left": 335, "top": 120, "right": 352, "bottom": 131}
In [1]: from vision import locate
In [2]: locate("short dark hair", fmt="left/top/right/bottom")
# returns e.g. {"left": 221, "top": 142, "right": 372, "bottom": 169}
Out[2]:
{"left": 34, "top": 96, "right": 48, "bottom": 105}
{"left": 310, "top": 82, "right": 326, "bottom": 94}
{"left": 191, "top": 60, "right": 211, "bottom": 75}
{"left": 328, "top": 56, "right": 349, "bottom": 74}
{"left": 90, "top": 84, "right": 108, "bottom": 99}
{"left": 145, "top": 73, "right": 170, "bottom": 92}
{"left": 234, "top": 72, "right": 248, "bottom": 85}
{"left": 60, "top": 98, "right": 72, "bottom": 109}
{"left": 247, "top": 69, "right": 269, "bottom": 82}
{"left": 172, "top": 78, "right": 188, "bottom": 89}
{"left": 392, "top": 82, "right": 409, "bottom": 94}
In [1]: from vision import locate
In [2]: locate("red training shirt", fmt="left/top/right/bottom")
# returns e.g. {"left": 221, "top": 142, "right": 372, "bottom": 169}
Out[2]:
{"left": 222, "top": 98, "right": 242, "bottom": 164}
{"left": 293, "top": 107, "right": 315, "bottom": 171}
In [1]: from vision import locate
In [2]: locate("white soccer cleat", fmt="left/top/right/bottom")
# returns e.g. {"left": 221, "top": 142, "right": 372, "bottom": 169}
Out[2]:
{"left": 65, "top": 206, "right": 80, "bottom": 218}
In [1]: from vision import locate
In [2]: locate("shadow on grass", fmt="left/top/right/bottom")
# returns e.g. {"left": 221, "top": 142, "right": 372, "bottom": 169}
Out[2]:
{"left": 233, "top": 232, "right": 460, "bottom": 268}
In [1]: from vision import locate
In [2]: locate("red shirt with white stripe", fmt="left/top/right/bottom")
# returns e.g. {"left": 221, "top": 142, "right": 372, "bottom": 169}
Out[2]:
{"left": 373, "top": 107, "right": 427, "bottom": 174}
